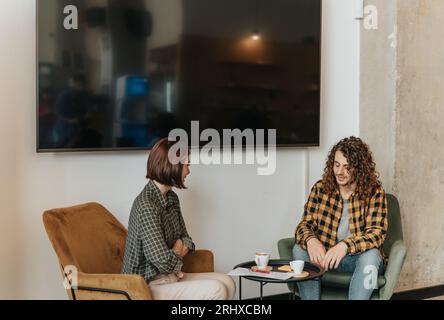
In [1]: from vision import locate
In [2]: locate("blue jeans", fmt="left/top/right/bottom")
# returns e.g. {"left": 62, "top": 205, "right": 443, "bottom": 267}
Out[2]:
{"left": 292, "top": 244, "right": 384, "bottom": 300}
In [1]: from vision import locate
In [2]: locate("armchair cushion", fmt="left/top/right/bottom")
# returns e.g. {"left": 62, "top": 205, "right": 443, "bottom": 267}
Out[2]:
{"left": 70, "top": 250, "right": 215, "bottom": 300}
{"left": 321, "top": 270, "right": 386, "bottom": 289}
{"left": 320, "top": 287, "right": 380, "bottom": 300}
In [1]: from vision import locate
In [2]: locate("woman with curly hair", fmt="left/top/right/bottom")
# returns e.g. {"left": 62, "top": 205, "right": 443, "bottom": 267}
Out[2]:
{"left": 293, "top": 137, "right": 388, "bottom": 300}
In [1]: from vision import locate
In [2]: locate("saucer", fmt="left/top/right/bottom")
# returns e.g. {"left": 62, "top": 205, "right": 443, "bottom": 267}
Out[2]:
{"left": 251, "top": 266, "right": 273, "bottom": 272}
{"left": 292, "top": 271, "right": 309, "bottom": 278}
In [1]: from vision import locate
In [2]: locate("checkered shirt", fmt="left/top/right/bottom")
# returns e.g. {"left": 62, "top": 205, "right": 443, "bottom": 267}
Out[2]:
{"left": 122, "top": 180, "right": 195, "bottom": 281}
{"left": 295, "top": 180, "right": 388, "bottom": 258}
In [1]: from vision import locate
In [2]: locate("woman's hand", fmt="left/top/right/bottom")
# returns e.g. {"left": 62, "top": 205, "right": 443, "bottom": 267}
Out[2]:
{"left": 173, "top": 239, "right": 184, "bottom": 256}
{"left": 306, "top": 237, "right": 326, "bottom": 266}
{"left": 323, "top": 242, "right": 348, "bottom": 271}
{"left": 180, "top": 245, "right": 189, "bottom": 257}
{"left": 176, "top": 271, "right": 186, "bottom": 281}
{"left": 173, "top": 239, "right": 189, "bottom": 257}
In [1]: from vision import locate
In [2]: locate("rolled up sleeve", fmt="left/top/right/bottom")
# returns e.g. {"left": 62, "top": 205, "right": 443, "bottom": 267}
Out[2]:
{"left": 295, "top": 183, "right": 319, "bottom": 250}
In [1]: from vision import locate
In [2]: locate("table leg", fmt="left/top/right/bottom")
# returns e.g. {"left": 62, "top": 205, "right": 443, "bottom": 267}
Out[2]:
{"left": 239, "top": 276, "right": 242, "bottom": 300}
{"left": 260, "top": 281, "right": 264, "bottom": 300}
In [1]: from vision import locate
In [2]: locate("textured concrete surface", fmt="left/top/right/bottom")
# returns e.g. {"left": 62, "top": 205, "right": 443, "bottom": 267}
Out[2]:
{"left": 361, "top": 0, "right": 444, "bottom": 291}
{"left": 394, "top": 0, "right": 444, "bottom": 291}
{"left": 360, "top": 0, "right": 397, "bottom": 192}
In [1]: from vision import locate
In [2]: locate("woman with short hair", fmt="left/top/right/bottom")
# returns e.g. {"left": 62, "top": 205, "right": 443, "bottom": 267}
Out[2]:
{"left": 122, "top": 138, "right": 235, "bottom": 300}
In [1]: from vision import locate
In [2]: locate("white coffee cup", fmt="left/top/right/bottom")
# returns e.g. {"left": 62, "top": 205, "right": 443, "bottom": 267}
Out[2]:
{"left": 255, "top": 252, "right": 270, "bottom": 269}
{"left": 290, "top": 260, "right": 305, "bottom": 274}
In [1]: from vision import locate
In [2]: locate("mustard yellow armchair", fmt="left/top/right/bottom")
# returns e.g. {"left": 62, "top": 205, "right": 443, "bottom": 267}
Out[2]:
{"left": 43, "top": 202, "right": 214, "bottom": 300}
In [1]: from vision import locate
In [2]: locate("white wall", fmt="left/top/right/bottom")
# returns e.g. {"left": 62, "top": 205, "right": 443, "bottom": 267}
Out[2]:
{"left": 0, "top": 0, "right": 359, "bottom": 299}
{"left": 0, "top": 1, "right": 22, "bottom": 299}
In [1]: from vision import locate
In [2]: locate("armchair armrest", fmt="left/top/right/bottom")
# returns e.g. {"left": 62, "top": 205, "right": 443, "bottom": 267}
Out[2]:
{"left": 379, "top": 240, "right": 407, "bottom": 300}
{"left": 74, "top": 272, "right": 153, "bottom": 300}
{"left": 182, "top": 249, "right": 214, "bottom": 273}
{"left": 278, "top": 237, "right": 295, "bottom": 260}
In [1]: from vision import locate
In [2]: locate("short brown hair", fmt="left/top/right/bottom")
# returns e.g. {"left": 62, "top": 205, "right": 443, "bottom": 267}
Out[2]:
{"left": 146, "top": 138, "right": 187, "bottom": 189}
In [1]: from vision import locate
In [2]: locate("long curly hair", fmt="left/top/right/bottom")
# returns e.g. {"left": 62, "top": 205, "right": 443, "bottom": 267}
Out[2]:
{"left": 322, "top": 137, "right": 381, "bottom": 200}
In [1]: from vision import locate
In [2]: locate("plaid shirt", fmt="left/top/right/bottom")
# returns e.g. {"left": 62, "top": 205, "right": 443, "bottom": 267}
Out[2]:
{"left": 122, "top": 180, "right": 195, "bottom": 281}
{"left": 295, "top": 180, "right": 388, "bottom": 257}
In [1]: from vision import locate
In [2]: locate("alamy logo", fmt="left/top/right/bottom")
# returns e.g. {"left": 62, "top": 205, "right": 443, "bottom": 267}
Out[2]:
{"left": 168, "top": 121, "right": 277, "bottom": 176}
{"left": 63, "top": 5, "right": 79, "bottom": 30}
{"left": 363, "top": 5, "right": 378, "bottom": 30}
{"left": 363, "top": 265, "right": 378, "bottom": 290}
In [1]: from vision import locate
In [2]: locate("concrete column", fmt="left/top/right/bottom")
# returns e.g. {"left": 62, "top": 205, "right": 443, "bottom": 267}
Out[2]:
{"left": 360, "top": 0, "right": 444, "bottom": 291}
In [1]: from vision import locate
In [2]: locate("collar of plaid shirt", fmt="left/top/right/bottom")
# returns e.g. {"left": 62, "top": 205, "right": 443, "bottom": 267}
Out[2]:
{"left": 332, "top": 184, "right": 361, "bottom": 200}
{"left": 148, "top": 180, "right": 174, "bottom": 209}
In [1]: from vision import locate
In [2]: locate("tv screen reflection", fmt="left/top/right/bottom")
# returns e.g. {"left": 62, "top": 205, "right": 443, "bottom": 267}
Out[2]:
{"left": 37, "top": 0, "right": 321, "bottom": 151}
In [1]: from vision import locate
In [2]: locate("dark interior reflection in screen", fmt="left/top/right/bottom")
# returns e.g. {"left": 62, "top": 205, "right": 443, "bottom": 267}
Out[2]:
{"left": 37, "top": 0, "right": 321, "bottom": 151}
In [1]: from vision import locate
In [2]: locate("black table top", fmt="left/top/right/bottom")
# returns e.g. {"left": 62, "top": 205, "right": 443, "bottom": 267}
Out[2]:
{"left": 233, "top": 259, "right": 325, "bottom": 283}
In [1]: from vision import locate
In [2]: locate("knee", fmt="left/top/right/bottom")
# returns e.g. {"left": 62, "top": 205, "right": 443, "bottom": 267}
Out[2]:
{"left": 216, "top": 274, "right": 236, "bottom": 299}
{"left": 207, "top": 280, "right": 229, "bottom": 300}
{"left": 224, "top": 276, "right": 236, "bottom": 299}
{"left": 357, "top": 249, "right": 382, "bottom": 269}
{"left": 292, "top": 244, "right": 309, "bottom": 261}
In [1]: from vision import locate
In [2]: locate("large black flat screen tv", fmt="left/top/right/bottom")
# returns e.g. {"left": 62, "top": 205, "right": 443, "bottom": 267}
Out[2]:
{"left": 37, "top": 0, "right": 321, "bottom": 152}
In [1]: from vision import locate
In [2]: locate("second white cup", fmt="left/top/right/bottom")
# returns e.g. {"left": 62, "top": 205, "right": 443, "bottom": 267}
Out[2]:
{"left": 290, "top": 260, "right": 305, "bottom": 274}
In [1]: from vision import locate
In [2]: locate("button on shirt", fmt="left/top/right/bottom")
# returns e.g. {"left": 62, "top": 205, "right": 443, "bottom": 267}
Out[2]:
{"left": 122, "top": 180, "right": 195, "bottom": 281}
